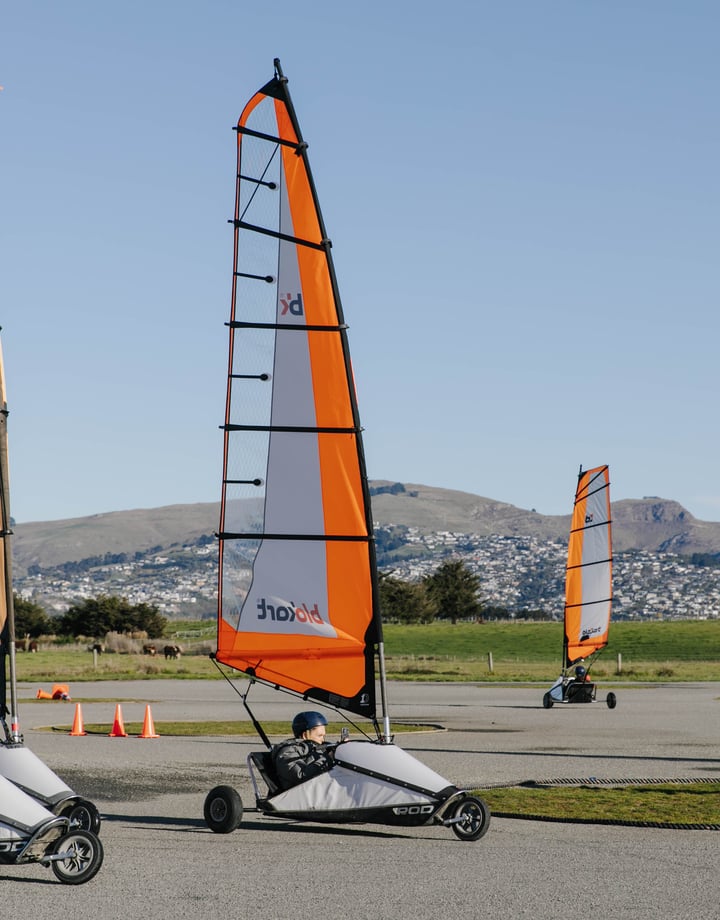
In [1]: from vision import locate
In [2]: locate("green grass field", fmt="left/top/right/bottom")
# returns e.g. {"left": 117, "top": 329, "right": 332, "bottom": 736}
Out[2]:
{"left": 16, "top": 620, "right": 720, "bottom": 683}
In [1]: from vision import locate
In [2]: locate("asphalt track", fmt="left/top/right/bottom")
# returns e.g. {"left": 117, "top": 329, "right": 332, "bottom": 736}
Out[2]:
{"left": 2, "top": 680, "right": 718, "bottom": 919}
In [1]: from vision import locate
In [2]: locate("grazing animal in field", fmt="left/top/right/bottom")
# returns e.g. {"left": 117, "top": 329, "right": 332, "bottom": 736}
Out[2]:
{"left": 28, "top": 640, "right": 38, "bottom": 653}
{"left": 164, "top": 644, "right": 181, "bottom": 660}
{"left": 143, "top": 644, "right": 157, "bottom": 656}
{"left": 89, "top": 643, "right": 104, "bottom": 655}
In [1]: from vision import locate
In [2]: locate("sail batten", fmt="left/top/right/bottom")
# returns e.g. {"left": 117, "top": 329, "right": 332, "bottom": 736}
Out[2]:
{"left": 232, "top": 219, "right": 328, "bottom": 251}
{"left": 563, "top": 465, "right": 613, "bottom": 668}
{"left": 219, "top": 533, "right": 371, "bottom": 542}
{"left": 215, "top": 61, "right": 382, "bottom": 723}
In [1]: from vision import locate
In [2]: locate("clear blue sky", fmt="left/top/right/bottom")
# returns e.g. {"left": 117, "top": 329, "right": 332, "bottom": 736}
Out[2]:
{"left": 2, "top": 1, "right": 719, "bottom": 524}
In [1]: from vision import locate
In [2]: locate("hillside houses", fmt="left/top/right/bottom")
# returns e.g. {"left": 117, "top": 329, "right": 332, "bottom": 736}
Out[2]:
{"left": 380, "top": 527, "right": 720, "bottom": 620}
{"left": 13, "top": 527, "right": 720, "bottom": 621}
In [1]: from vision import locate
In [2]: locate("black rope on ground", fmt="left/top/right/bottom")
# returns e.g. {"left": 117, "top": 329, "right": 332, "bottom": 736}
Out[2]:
{"left": 475, "top": 776, "right": 720, "bottom": 789}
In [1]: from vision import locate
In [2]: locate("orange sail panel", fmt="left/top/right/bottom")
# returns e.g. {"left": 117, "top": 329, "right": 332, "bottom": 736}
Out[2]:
{"left": 216, "top": 62, "right": 380, "bottom": 719}
{"left": 564, "top": 466, "right": 612, "bottom": 666}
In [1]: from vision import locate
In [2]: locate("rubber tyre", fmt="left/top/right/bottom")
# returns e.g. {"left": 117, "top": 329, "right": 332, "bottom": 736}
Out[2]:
{"left": 606, "top": 692, "right": 617, "bottom": 709}
{"left": 50, "top": 830, "right": 104, "bottom": 885}
{"left": 542, "top": 692, "right": 553, "bottom": 709}
{"left": 63, "top": 798, "right": 102, "bottom": 835}
{"left": 450, "top": 795, "right": 491, "bottom": 842}
{"left": 204, "top": 785, "right": 243, "bottom": 834}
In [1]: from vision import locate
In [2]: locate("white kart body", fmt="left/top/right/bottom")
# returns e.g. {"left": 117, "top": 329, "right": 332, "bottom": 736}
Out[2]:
{"left": 0, "top": 743, "right": 75, "bottom": 811}
{"left": 548, "top": 675, "right": 565, "bottom": 702}
{"left": 0, "top": 770, "right": 62, "bottom": 850}
{"left": 253, "top": 740, "right": 459, "bottom": 825}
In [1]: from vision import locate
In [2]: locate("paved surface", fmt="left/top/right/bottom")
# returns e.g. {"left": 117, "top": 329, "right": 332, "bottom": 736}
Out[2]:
{"left": 2, "top": 680, "right": 718, "bottom": 919}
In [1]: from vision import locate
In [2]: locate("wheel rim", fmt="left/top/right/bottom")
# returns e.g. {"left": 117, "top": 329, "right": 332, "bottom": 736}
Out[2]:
{"left": 57, "top": 836, "right": 94, "bottom": 875}
{"left": 457, "top": 801, "right": 483, "bottom": 836}
{"left": 209, "top": 797, "right": 228, "bottom": 822}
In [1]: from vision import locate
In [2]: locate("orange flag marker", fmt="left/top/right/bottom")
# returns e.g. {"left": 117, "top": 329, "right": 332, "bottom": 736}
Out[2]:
{"left": 109, "top": 704, "right": 128, "bottom": 737}
{"left": 138, "top": 704, "right": 159, "bottom": 739}
{"left": 69, "top": 703, "right": 86, "bottom": 736}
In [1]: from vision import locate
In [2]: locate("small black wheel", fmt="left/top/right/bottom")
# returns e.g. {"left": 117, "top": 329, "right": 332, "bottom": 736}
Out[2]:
{"left": 542, "top": 692, "right": 554, "bottom": 709}
{"left": 450, "top": 795, "right": 491, "bottom": 842}
{"left": 204, "top": 785, "right": 243, "bottom": 834}
{"left": 606, "top": 692, "right": 617, "bottom": 709}
{"left": 62, "top": 798, "right": 102, "bottom": 835}
{"left": 50, "top": 830, "right": 104, "bottom": 885}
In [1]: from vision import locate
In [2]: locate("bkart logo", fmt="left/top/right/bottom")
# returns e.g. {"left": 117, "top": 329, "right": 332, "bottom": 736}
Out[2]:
{"left": 585, "top": 513, "right": 594, "bottom": 524}
{"left": 256, "top": 597, "right": 324, "bottom": 624}
{"left": 280, "top": 292, "right": 304, "bottom": 316}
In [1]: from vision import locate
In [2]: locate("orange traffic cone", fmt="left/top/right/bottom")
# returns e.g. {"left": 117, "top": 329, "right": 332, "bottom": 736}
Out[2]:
{"left": 109, "top": 704, "right": 128, "bottom": 737}
{"left": 69, "top": 703, "right": 86, "bottom": 736}
{"left": 37, "top": 688, "right": 53, "bottom": 699}
{"left": 138, "top": 704, "right": 159, "bottom": 739}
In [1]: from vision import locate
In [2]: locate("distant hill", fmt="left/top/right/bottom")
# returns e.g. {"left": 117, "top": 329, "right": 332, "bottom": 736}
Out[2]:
{"left": 11, "top": 481, "right": 720, "bottom": 576}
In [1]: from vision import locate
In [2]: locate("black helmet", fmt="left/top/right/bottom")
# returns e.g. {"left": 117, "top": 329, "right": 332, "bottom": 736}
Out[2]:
{"left": 575, "top": 665, "right": 587, "bottom": 679}
{"left": 292, "top": 711, "right": 328, "bottom": 738}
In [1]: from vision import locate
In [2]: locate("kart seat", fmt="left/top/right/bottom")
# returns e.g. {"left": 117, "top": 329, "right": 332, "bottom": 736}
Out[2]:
{"left": 566, "top": 680, "right": 595, "bottom": 702}
{"left": 249, "top": 751, "right": 281, "bottom": 796}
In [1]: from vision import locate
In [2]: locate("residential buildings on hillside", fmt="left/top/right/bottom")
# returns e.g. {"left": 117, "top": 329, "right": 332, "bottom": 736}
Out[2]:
{"left": 13, "top": 527, "right": 720, "bottom": 621}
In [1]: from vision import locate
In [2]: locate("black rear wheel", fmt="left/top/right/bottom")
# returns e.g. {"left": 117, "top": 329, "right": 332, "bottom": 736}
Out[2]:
{"left": 450, "top": 795, "right": 491, "bottom": 842}
{"left": 50, "top": 830, "right": 104, "bottom": 885}
{"left": 204, "top": 785, "right": 243, "bottom": 834}
{"left": 607, "top": 691, "right": 617, "bottom": 709}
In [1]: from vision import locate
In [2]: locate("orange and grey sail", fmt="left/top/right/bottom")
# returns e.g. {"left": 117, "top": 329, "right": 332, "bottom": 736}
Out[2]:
{"left": 563, "top": 465, "right": 612, "bottom": 667}
{"left": 215, "top": 61, "right": 383, "bottom": 723}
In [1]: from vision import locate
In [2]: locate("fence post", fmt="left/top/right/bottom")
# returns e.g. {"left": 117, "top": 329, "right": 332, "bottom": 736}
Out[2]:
{"left": 616, "top": 652, "right": 622, "bottom": 675}
{"left": 487, "top": 651, "right": 494, "bottom": 674}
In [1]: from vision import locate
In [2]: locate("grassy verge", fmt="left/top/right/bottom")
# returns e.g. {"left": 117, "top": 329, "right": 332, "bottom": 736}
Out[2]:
{"left": 46, "top": 720, "right": 428, "bottom": 737}
{"left": 477, "top": 782, "right": 720, "bottom": 826}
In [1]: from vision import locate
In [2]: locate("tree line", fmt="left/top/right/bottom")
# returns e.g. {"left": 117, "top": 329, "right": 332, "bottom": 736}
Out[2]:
{"left": 379, "top": 560, "right": 552, "bottom": 623}
{"left": 11, "top": 594, "right": 168, "bottom": 640}
{"left": 380, "top": 560, "right": 483, "bottom": 624}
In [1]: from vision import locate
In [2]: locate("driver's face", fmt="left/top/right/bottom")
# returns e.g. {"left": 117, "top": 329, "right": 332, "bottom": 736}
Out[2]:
{"left": 304, "top": 724, "right": 326, "bottom": 744}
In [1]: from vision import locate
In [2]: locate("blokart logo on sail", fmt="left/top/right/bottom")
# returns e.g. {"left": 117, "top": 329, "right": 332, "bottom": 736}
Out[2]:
{"left": 256, "top": 597, "right": 325, "bottom": 625}
{"left": 280, "top": 292, "right": 304, "bottom": 316}
{"left": 585, "top": 513, "right": 594, "bottom": 523}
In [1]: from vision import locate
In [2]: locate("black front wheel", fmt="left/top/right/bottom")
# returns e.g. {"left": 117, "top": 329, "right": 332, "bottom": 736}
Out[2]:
{"left": 62, "top": 798, "right": 102, "bottom": 835}
{"left": 542, "top": 692, "right": 554, "bottom": 709}
{"left": 607, "top": 692, "right": 617, "bottom": 709}
{"left": 450, "top": 796, "right": 491, "bottom": 842}
{"left": 204, "top": 785, "right": 243, "bottom": 834}
{"left": 50, "top": 830, "right": 104, "bottom": 885}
